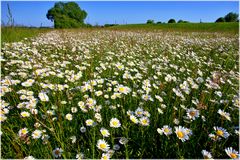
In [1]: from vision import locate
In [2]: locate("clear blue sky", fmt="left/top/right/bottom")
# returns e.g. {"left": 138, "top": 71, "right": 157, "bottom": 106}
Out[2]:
{"left": 1, "top": 1, "right": 239, "bottom": 27}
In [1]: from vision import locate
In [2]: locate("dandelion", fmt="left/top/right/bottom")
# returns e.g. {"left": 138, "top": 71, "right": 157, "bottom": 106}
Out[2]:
{"left": 52, "top": 148, "right": 63, "bottom": 158}
{"left": 97, "top": 139, "right": 110, "bottom": 152}
{"left": 225, "top": 147, "right": 239, "bottom": 159}
{"left": 110, "top": 118, "right": 121, "bottom": 128}
{"left": 100, "top": 128, "right": 110, "bottom": 137}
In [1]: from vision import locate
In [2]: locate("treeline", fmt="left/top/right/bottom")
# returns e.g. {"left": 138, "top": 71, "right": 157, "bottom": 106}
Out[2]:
{"left": 215, "top": 12, "right": 239, "bottom": 23}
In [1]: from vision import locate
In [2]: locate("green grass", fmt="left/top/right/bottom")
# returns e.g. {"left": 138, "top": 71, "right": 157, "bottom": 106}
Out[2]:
{"left": 1, "top": 27, "right": 51, "bottom": 45}
{"left": 109, "top": 22, "right": 239, "bottom": 33}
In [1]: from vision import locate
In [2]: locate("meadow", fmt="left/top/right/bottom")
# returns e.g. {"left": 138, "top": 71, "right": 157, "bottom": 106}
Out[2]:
{"left": 0, "top": 25, "right": 239, "bottom": 159}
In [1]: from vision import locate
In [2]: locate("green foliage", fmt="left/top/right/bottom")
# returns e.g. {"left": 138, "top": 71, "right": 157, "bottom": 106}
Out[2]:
{"left": 146, "top": 19, "right": 155, "bottom": 24}
{"left": 215, "top": 12, "right": 238, "bottom": 23}
{"left": 168, "top": 19, "right": 176, "bottom": 23}
{"left": 108, "top": 23, "right": 239, "bottom": 34}
{"left": 156, "top": 21, "right": 162, "bottom": 24}
{"left": 46, "top": 2, "right": 87, "bottom": 28}
{"left": 1, "top": 27, "right": 50, "bottom": 45}
{"left": 224, "top": 12, "right": 239, "bottom": 22}
{"left": 178, "top": 20, "right": 189, "bottom": 23}
{"left": 215, "top": 17, "right": 225, "bottom": 23}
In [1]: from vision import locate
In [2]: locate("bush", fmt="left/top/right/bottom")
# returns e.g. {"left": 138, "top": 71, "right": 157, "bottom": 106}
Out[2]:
{"left": 168, "top": 19, "right": 176, "bottom": 23}
{"left": 146, "top": 19, "right": 154, "bottom": 24}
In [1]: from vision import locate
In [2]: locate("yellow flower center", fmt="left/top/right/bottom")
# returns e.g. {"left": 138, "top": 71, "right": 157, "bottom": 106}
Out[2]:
{"left": 216, "top": 130, "right": 223, "bottom": 136}
{"left": 100, "top": 143, "right": 106, "bottom": 149}
{"left": 142, "top": 119, "right": 147, "bottom": 124}
{"left": 177, "top": 131, "right": 184, "bottom": 138}
{"left": 112, "top": 121, "right": 118, "bottom": 126}
{"left": 164, "top": 128, "right": 169, "bottom": 133}
{"left": 119, "top": 87, "right": 125, "bottom": 92}
{"left": 230, "top": 153, "right": 237, "bottom": 159}
{"left": 22, "top": 130, "right": 27, "bottom": 134}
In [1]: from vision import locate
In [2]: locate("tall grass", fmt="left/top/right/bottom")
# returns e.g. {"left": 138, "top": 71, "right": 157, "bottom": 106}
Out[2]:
{"left": 1, "top": 27, "right": 51, "bottom": 45}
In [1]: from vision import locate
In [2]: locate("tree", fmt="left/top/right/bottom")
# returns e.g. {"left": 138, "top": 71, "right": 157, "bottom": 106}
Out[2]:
{"left": 146, "top": 19, "right": 154, "bottom": 24}
{"left": 46, "top": 2, "right": 87, "bottom": 28}
{"left": 156, "top": 21, "right": 162, "bottom": 24}
{"left": 215, "top": 17, "right": 225, "bottom": 23}
{"left": 168, "top": 19, "right": 176, "bottom": 23}
{"left": 224, "top": 12, "right": 238, "bottom": 22}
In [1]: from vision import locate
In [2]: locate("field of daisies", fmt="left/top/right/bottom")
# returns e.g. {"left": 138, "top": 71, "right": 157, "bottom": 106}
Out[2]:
{"left": 1, "top": 29, "right": 239, "bottom": 159}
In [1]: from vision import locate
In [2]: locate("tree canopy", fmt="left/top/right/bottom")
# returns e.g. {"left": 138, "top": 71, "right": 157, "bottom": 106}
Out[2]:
{"left": 46, "top": 2, "right": 87, "bottom": 28}
{"left": 215, "top": 12, "right": 238, "bottom": 23}
{"left": 168, "top": 19, "right": 176, "bottom": 23}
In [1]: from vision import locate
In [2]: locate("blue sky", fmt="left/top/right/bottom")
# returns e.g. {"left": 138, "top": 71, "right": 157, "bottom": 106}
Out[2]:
{"left": 1, "top": 1, "right": 239, "bottom": 27}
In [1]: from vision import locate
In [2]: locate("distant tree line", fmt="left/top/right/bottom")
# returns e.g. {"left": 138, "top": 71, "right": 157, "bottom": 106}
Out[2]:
{"left": 215, "top": 12, "right": 239, "bottom": 23}
{"left": 146, "top": 19, "right": 189, "bottom": 24}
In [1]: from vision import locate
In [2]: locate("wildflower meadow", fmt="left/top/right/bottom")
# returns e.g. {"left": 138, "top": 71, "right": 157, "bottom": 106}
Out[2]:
{"left": 1, "top": 29, "right": 239, "bottom": 159}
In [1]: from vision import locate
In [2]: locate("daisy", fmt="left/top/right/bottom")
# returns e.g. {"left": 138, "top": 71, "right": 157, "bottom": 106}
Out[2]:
{"left": 130, "top": 115, "right": 139, "bottom": 124}
{"left": 110, "top": 118, "right": 121, "bottom": 128}
{"left": 101, "top": 153, "right": 110, "bottom": 160}
{"left": 32, "top": 130, "right": 42, "bottom": 139}
{"left": 186, "top": 107, "right": 200, "bottom": 120}
{"left": 21, "top": 111, "right": 30, "bottom": 118}
{"left": 201, "top": 150, "right": 213, "bottom": 159}
{"left": 18, "top": 128, "right": 28, "bottom": 137}
{"left": 86, "top": 119, "right": 95, "bottom": 126}
{"left": 139, "top": 117, "right": 150, "bottom": 126}
{"left": 38, "top": 92, "right": 49, "bottom": 102}
{"left": 225, "top": 147, "right": 239, "bottom": 159}
{"left": 97, "top": 139, "right": 110, "bottom": 152}
{"left": 21, "top": 79, "right": 35, "bottom": 87}
{"left": 65, "top": 113, "right": 73, "bottom": 121}
{"left": 162, "top": 125, "right": 173, "bottom": 136}
{"left": 135, "top": 107, "right": 144, "bottom": 117}
{"left": 100, "top": 128, "right": 110, "bottom": 137}
{"left": 175, "top": 126, "right": 190, "bottom": 142}
{"left": 217, "top": 109, "right": 231, "bottom": 121}
{"left": 214, "top": 126, "right": 229, "bottom": 138}
{"left": 52, "top": 148, "right": 63, "bottom": 158}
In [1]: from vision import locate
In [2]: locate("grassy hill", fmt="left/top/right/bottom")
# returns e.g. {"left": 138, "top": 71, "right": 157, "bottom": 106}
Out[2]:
{"left": 108, "top": 22, "right": 239, "bottom": 33}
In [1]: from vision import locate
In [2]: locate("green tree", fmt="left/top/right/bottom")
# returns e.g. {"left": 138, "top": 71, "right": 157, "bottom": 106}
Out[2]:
{"left": 168, "top": 19, "right": 176, "bottom": 23}
{"left": 215, "top": 17, "right": 225, "bottom": 23}
{"left": 46, "top": 2, "right": 87, "bottom": 28}
{"left": 224, "top": 12, "right": 238, "bottom": 22}
{"left": 146, "top": 19, "right": 154, "bottom": 24}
